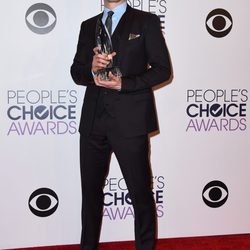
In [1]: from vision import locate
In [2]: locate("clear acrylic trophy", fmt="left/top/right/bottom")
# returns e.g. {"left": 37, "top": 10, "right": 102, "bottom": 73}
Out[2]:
{"left": 95, "top": 18, "right": 122, "bottom": 80}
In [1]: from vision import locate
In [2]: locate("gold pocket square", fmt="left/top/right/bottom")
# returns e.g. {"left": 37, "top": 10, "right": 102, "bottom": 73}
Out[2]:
{"left": 128, "top": 33, "right": 141, "bottom": 40}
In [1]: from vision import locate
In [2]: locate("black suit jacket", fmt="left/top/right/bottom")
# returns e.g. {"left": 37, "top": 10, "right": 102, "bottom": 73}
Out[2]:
{"left": 71, "top": 5, "right": 171, "bottom": 137}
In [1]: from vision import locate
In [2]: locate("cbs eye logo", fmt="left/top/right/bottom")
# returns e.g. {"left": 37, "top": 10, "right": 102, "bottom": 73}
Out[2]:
{"left": 25, "top": 3, "right": 57, "bottom": 34}
{"left": 202, "top": 180, "right": 228, "bottom": 208}
{"left": 29, "top": 188, "right": 59, "bottom": 217}
{"left": 206, "top": 9, "right": 233, "bottom": 38}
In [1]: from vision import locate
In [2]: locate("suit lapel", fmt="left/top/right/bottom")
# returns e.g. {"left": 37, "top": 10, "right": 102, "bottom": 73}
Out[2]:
{"left": 111, "top": 5, "right": 133, "bottom": 66}
{"left": 112, "top": 5, "right": 132, "bottom": 40}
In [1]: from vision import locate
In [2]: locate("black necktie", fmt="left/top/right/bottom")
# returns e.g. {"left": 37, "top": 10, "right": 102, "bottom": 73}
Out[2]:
{"left": 105, "top": 11, "right": 114, "bottom": 36}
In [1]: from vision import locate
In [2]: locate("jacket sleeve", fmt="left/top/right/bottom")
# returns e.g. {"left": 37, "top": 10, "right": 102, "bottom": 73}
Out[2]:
{"left": 121, "top": 14, "right": 171, "bottom": 93}
{"left": 70, "top": 21, "right": 95, "bottom": 86}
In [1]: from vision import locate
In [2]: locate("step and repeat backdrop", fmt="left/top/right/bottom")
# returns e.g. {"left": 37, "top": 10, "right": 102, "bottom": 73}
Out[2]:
{"left": 1, "top": 0, "right": 250, "bottom": 249}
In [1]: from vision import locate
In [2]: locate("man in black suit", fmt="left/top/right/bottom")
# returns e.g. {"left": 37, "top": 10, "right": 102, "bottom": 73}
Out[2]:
{"left": 71, "top": 0, "right": 171, "bottom": 249}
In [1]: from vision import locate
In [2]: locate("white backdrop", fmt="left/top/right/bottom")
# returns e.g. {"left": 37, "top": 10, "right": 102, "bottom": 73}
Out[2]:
{"left": 1, "top": 0, "right": 250, "bottom": 249}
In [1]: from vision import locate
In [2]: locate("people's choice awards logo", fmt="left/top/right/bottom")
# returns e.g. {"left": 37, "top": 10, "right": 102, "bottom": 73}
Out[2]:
{"left": 103, "top": 176, "right": 165, "bottom": 220}
{"left": 25, "top": 3, "right": 57, "bottom": 34}
{"left": 186, "top": 89, "right": 248, "bottom": 132}
{"left": 206, "top": 9, "right": 233, "bottom": 38}
{"left": 29, "top": 188, "right": 59, "bottom": 217}
{"left": 6, "top": 90, "right": 78, "bottom": 136}
{"left": 202, "top": 181, "right": 229, "bottom": 208}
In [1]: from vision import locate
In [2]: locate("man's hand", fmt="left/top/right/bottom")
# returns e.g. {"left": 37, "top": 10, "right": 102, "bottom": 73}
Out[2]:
{"left": 95, "top": 72, "right": 122, "bottom": 91}
{"left": 92, "top": 47, "right": 116, "bottom": 73}
{"left": 92, "top": 47, "right": 121, "bottom": 90}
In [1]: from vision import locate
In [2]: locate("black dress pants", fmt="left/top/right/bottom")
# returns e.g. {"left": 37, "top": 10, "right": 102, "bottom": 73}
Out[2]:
{"left": 80, "top": 110, "right": 156, "bottom": 250}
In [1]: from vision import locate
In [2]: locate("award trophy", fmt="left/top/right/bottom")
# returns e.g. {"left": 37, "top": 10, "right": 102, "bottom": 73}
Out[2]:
{"left": 95, "top": 18, "right": 122, "bottom": 80}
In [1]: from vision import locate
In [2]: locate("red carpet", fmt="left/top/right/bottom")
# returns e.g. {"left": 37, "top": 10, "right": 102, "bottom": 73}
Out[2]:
{"left": 10, "top": 234, "right": 250, "bottom": 250}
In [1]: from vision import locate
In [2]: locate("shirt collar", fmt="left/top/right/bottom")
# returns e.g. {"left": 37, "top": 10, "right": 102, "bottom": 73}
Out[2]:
{"left": 103, "top": 1, "right": 127, "bottom": 17}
